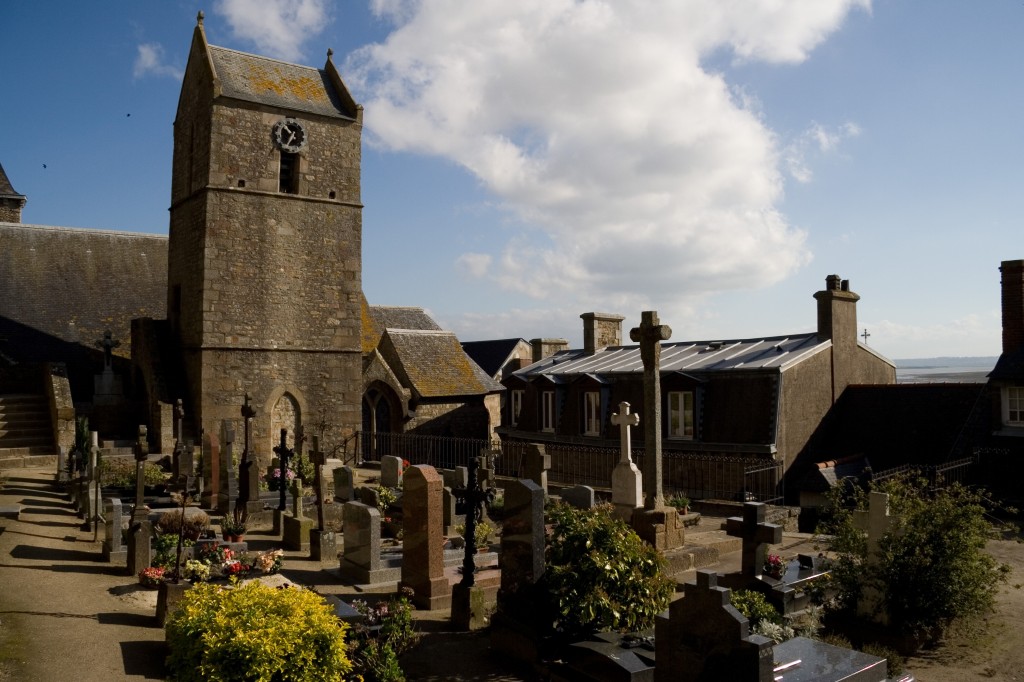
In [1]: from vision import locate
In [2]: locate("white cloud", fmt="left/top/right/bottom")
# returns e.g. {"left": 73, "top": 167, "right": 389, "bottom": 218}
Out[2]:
{"left": 456, "top": 252, "right": 492, "bottom": 278}
{"left": 870, "top": 312, "right": 1002, "bottom": 359}
{"left": 214, "top": 0, "right": 330, "bottom": 62}
{"left": 133, "top": 43, "right": 183, "bottom": 80}
{"left": 784, "top": 121, "right": 862, "bottom": 183}
{"left": 347, "top": 1, "right": 870, "bottom": 314}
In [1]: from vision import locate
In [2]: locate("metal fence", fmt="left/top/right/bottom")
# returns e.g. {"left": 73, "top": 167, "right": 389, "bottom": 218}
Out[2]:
{"left": 871, "top": 456, "right": 974, "bottom": 492}
{"left": 352, "top": 431, "right": 783, "bottom": 502}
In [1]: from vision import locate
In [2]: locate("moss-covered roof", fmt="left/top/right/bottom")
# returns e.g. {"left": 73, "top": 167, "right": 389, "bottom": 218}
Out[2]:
{"left": 0, "top": 223, "right": 167, "bottom": 364}
{"left": 0, "top": 163, "right": 24, "bottom": 200}
{"left": 361, "top": 299, "right": 443, "bottom": 354}
{"left": 209, "top": 45, "right": 355, "bottom": 119}
{"left": 381, "top": 329, "right": 503, "bottom": 398}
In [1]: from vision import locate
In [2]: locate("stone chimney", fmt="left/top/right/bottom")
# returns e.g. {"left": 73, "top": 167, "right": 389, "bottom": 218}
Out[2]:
{"left": 814, "top": 274, "right": 859, "bottom": 350}
{"left": 531, "top": 338, "right": 569, "bottom": 363}
{"left": 0, "top": 162, "right": 26, "bottom": 223}
{"left": 1001, "top": 260, "right": 1024, "bottom": 354}
{"left": 581, "top": 312, "right": 625, "bottom": 355}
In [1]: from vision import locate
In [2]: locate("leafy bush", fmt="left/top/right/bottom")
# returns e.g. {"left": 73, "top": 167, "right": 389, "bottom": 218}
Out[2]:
{"left": 152, "top": 533, "right": 194, "bottom": 570}
{"left": 165, "top": 581, "right": 351, "bottom": 682}
{"left": 349, "top": 590, "right": 419, "bottom": 682}
{"left": 861, "top": 642, "right": 904, "bottom": 676}
{"left": 455, "top": 520, "right": 494, "bottom": 548}
{"left": 545, "top": 503, "right": 674, "bottom": 637}
{"left": 99, "top": 458, "right": 166, "bottom": 488}
{"left": 817, "top": 477, "right": 1011, "bottom": 635}
{"left": 156, "top": 510, "right": 211, "bottom": 542}
{"left": 730, "top": 589, "right": 782, "bottom": 628}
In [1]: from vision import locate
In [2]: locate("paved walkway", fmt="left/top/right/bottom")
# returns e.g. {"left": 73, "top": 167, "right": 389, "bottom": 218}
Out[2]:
{"left": 0, "top": 468, "right": 818, "bottom": 681}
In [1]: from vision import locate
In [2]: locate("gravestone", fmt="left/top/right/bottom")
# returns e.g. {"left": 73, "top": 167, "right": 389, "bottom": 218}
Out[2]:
{"left": 130, "top": 426, "right": 150, "bottom": 525}
{"left": 523, "top": 443, "right": 550, "bottom": 494}
{"left": 629, "top": 312, "right": 685, "bottom": 551}
{"left": 172, "top": 399, "right": 186, "bottom": 482}
{"left": 82, "top": 431, "right": 101, "bottom": 529}
{"left": 611, "top": 401, "right": 643, "bottom": 521}
{"left": 380, "top": 455, "right": 404, "bottom": 488}
{"left": 655, "top": 570, "right": 774, "bottom": 682}
{"left": 283, "top": 479, "right": 314, "bottom": 552}
{"left": 237, "top": 393, "right": 262, "bottom": 515}
{"left": 126, "top": 520, "right": 152, "bottom": 578}
{"left": 340, "top": 501, "right": 400, "bottom": 583}
{"left": 102, "top": 497, "right": 126, "bottom": 562}
{"left": 333, "top": 466, "right": 355, "bottom": 503}
{"left": 853, "top": 491, "right": 901, "bottom": 624}
{"left": 491, "top": 478, "right": 547, "bottom": 663}
{"left": 217, "top": 420, "right": 237, "bottom": 516}
{"left": 401, "top": 465, "right": 450, "bottom": 610}
{"left": 308, "top": 436, "right": 333, "bottom": 561}
{"left": 724, "top": 502, "right": 783, "bottom": 582}
{"left": 560, "top": 630, "right": 656, "bottom": 682}
{"left": 442, "top": 486, "right": 462, "bottom": 536}
{"left": 200, "top": 431, "right": 219, "bottom": 510}
{"left": 562, "top": 484, "right": 596, "bottom": 510}
{"left": 442, "top": 466, "right": 469, "bottom": 490}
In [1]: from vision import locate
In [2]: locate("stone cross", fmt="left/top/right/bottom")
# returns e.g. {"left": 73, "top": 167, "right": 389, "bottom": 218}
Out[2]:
{"left": 310, "top": 435, "right": 326, "bottom": 530}
{"left": 94, "top": 330, "right": 120, "bottom": 368}
{"left": 130, "top": 425, "right": 149, "bottom": 524}
{"left": 610, "top": 401, "right": 640, "bottom": 464}
{"left": 725, "top": 502, "right": 782, "bottom": 579}
{"left": 853, "top": 491, "right": 899, "bottom": 560}
{"left": 219, "top": 420, "right": 237, "bottom": 515}
{"left": 238, "top": 393, "right": 260, "bottom": 515}
{"left": 629, "top": 311, "right": 672, "bottom": 509}
{"left": 273, "top": 428, "right": 294, "bottom": 512}
{"left": 174, "top": 398, "right": 185, "bottom": 443}
{"left": 291, "top": 479, "right": 305, "bottom": 518}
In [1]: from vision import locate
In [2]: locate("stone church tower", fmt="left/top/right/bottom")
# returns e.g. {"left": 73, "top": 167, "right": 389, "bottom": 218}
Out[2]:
{"left": 166, "top": 14, "right": 363, "bottom": 458}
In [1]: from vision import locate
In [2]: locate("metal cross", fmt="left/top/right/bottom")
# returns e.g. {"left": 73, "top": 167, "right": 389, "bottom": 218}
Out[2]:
{"left": 861, "top": 328, "right": 871, "bottom": 345}
{"left": 272, "top": 429, "right": 294, "bottom": 512}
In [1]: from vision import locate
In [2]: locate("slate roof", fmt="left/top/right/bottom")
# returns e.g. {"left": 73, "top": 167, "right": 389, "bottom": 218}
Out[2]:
{"left": 461, "top": 338, "right": 527, "bottom": 378}
{"left": 989, "top": 347, "right": 1024, "bottom": 381}
{"left": 805, "top": 383, "right": 985, "bottom": 471}
{"left": 362, "top": 301, "right": 443, "bottom": 354}
{"left": 510, "top": 333, "right": 831, "bottom": 381}
{"left": 382, "top": 329, "right": 503, "bottom": 398}
{"left": 0, "top": 223, "right": 167, "bottom": 369}
{"left": 0, "top": 163, "right": 24, "bottom": 199}
{"left": 208, "top": 45, "right": 354, "bottom": 119}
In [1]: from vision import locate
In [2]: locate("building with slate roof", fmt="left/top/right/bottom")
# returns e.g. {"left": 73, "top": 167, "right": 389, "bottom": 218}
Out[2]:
{"left": 501, "top": 276, "right": 896, "bottom": 496}
{"left": 0, "top": 16, "right": 503, "bottom": 464}
{"left": 461, "top": 338, "right": 533, "bottom": 381}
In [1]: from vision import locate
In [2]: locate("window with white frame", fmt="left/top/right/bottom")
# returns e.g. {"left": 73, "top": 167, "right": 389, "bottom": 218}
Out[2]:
{"left": 541, "top": 391, "right": 556, "bottom": 432}
{"left": 583, "top": 391, "right": 601, "bottom": 436}
{"left": 510, "top": 390, "right": 524, "bottom": 427}
{"left": 668, "top": 391, "right": 694, "bottom": 439}
{"left": 1003, "top": 386, "right": 1024, "bottom": 426}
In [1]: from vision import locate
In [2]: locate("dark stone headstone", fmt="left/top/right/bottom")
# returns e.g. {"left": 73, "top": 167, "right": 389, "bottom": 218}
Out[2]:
{"left": 126, "top": 521, "right": 153, "bottom": 578}
{"left": 562, "top": 484, "right": 596, "bottom": 510}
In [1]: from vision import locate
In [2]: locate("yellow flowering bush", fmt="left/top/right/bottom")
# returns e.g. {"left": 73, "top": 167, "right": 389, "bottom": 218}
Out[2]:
{"left": 165, "top": 581, "right": 351, "bottom": 682}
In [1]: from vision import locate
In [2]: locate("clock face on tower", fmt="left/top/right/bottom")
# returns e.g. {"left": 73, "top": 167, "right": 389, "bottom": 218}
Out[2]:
{"left": 273, "top": 118, "right": 307, "bottom": 153}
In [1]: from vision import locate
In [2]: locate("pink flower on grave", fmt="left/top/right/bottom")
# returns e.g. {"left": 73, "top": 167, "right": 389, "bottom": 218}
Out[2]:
{"left": 270, "top": 468, "right": 295, "bottom": 481}
{"left": 764, "top": 553, "right": 785, "bottom": 577}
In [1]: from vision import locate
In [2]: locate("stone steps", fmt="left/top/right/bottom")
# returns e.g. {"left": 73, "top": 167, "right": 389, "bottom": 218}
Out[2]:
{"left": 0, "top": 393, "right": 56, "bottom": 470}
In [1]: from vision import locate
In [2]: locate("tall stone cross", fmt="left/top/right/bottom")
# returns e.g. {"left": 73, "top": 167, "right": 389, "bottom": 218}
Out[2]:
{"left": 94, "top": 330, "right": 120, "bottom": 369}
{"left": 610, "top": 401, "right": 640, "bottom": 464}
{"left": 238, "top": 394, "right": 260, "bottom": 515}
{"left": 309, "top": 435, "right": 326, "bottom": 530}
{"left": 853, "top": 491, "right": 901, "bottom": 622}
{"left": 725, "top": 502, "right": 782, "bottom": 579}
{"left": 629, "top": 311, "right": 672, "bottom": 509}
{"left": 174, "top": 398, "right": 185, "bottom": 444}
{"left": 130, "top": 425, "right": 150, "bottom": 524}
{"left": 273, "top": 428, "right": 294, "bottom": 512}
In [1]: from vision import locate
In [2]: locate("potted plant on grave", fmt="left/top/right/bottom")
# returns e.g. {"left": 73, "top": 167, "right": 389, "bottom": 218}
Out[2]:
{"left": 763, "top": 553, "right": 786, "bottom": 580}
{"left": 667, "top": 493, "right": 691, "bottom": 515}
{"left": 221, "top": 508, "right": 248, "bottom": 542}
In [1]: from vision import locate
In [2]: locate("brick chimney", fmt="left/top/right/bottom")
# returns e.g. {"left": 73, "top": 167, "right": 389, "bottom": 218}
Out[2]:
{"left": 581, "top": 312, "right": 625, "bottom": 355}
{"left": 1001, "top": 260, "right": 1024, "bottom": 354}
{"left": 531, "top": 338, "right": 569, "bottom": 363}
{"left": 814, "top": 275, "right": 859, "bottom": 350}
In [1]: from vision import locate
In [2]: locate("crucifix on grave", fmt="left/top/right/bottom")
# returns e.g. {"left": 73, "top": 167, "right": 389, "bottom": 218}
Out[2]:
{"left": 237, "top": 394, "right": 261, "bottom": 515}
{"left": 725, "top": 502, "right": 783, "bottom": 580}
{"left": 309, "top": 435, "right": 326, "bottom": 531}
{"left": 172, "top": 399, "right": 186, "bottom": 483}
{"left": 629, "top": 311, "right": 671, "bottom": 510}
{"left": 94, "top": 330, "right": 120, "bottom": 369}
{"left": 610, "top": 401, "right": 643, "bottom": 520}
{"left": 853, "top": 491, "right": 902, "bottom": 623}
{"left": 273, "top": 428, "right": 294, "bottom": 512}
{"left": 452, "top": 452, "right": 497, "bottom": 630}
{"left": 130, "top": 425, "right": 150, "bottom": 525}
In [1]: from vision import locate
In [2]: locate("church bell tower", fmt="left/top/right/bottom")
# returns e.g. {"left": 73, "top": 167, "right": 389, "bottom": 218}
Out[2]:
{"left": 167, "top": 13, "right": 363, "bottom": 459}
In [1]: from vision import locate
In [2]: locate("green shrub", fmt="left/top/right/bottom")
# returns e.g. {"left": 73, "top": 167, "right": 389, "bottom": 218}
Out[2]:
{"left": 165, "top": 581, "right": 351, "bottom": 682}
{"left": 817, "top": 477, "right": 1011, "bottom": 635}
{"left": 349, "top": 591, "right": 418, "bottom": 682}
{"left": 545, "top": 503, "right": 674, "bottom": 637}
{"left": 99, "top": 458, "right": 166, "bottom": 488}
{"left": 730, "top": 589, "right": 782, "bottom": 628}
{"left": 156, "top": 510, "right": 211, "bottom": 542}
{"left": 861, "top": 643, "right": 904, "bottom": 676}
{"left": 454, "top": 520, "right": 494, "bottom": 548}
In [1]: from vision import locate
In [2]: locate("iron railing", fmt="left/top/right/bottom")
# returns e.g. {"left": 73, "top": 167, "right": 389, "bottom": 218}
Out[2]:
{"left": 870, "top": 456, "right": 974, "bottom": 492}
{"left": 353, "top": 431, "right": 783, "bottom": 502}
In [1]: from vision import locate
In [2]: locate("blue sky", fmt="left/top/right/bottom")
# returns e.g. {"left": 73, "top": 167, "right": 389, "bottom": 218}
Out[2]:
{"left": 3, "top": 1, "right": 1021, "bottom": 359}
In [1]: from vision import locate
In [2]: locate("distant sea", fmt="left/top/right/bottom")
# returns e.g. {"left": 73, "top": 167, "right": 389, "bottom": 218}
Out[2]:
{"left": 894, "top": 357, "right": 998, "bottom": 384}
